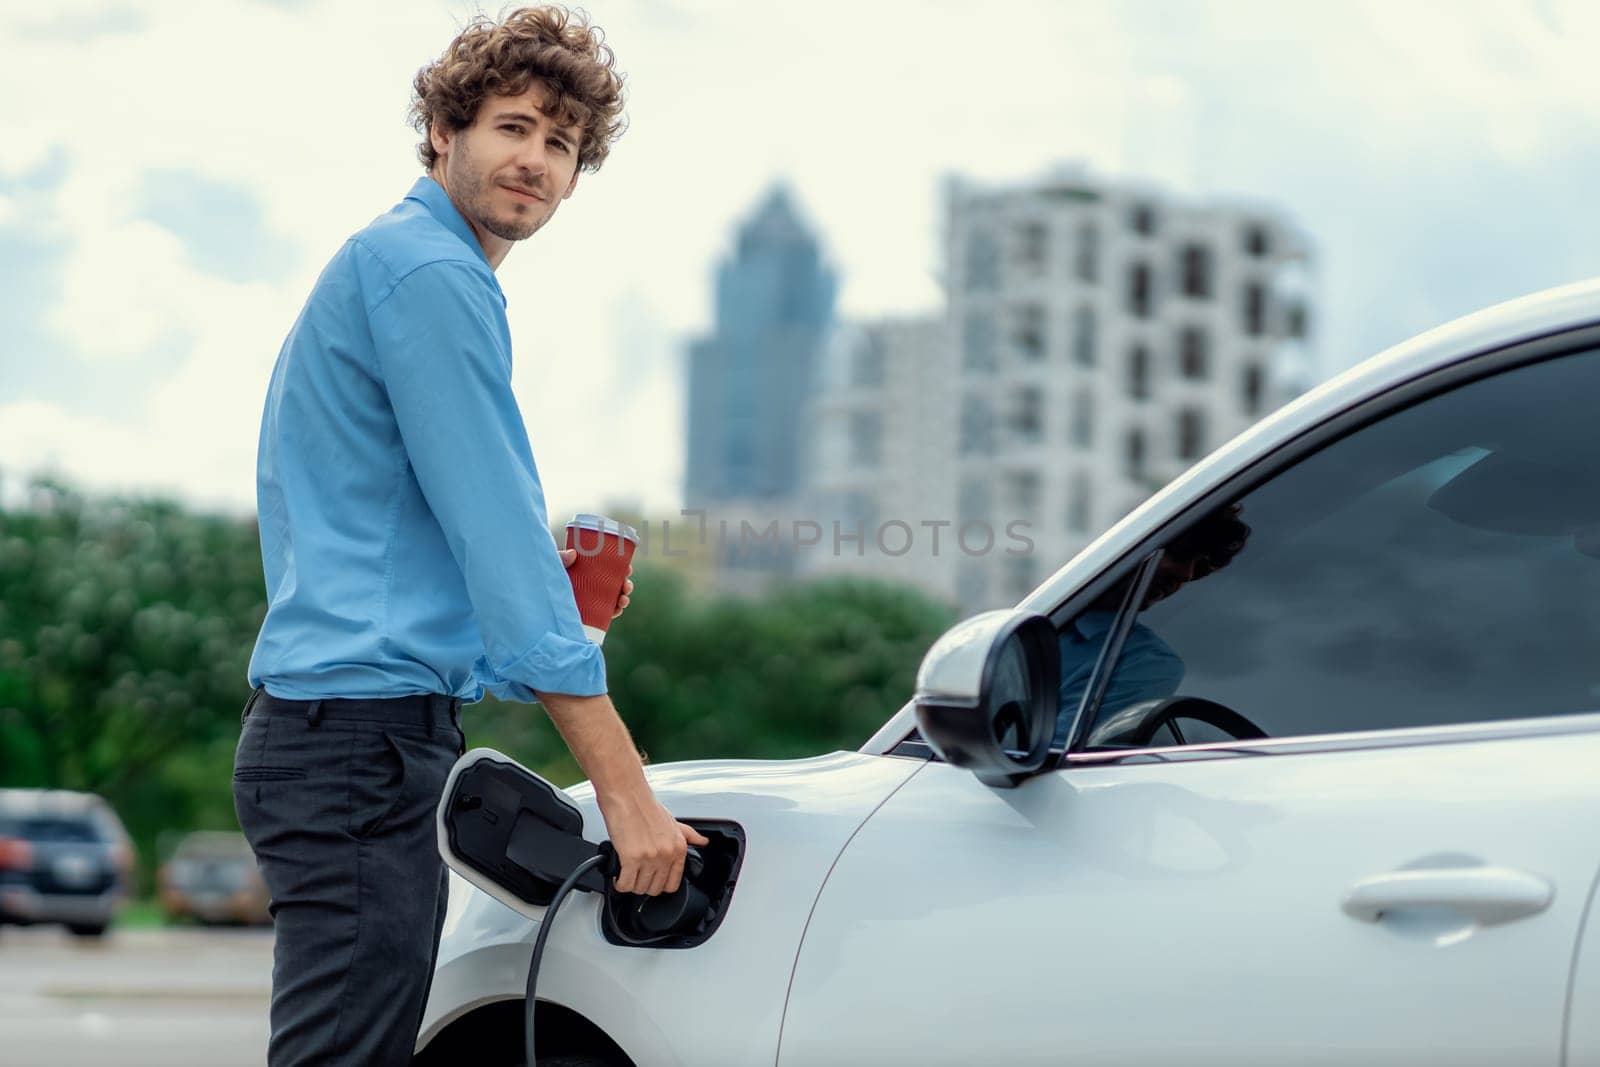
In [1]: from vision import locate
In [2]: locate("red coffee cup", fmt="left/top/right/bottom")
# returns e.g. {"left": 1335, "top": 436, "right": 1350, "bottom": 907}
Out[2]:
{"left": 564, "top": 514, "right": 639, "bottom": 644}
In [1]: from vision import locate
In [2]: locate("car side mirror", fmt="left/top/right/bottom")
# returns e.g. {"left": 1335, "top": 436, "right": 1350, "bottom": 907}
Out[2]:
{"left": 913, "top": 610, "right": 1060, "bottom": 788}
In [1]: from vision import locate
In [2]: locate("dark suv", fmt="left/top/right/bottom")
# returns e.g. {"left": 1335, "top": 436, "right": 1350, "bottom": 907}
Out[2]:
{"left": 0, "top": 789, "right": 134, "bottom": 937}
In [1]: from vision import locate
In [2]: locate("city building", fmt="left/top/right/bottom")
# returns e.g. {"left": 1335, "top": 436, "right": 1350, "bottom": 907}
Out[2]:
{"left": 798, "top": 317, "right": 959, "bottom": 599}
{"left": 684, "top": 185, "right": 838, "bottom": 507}
{"left": 801, "top": 165, "right": 1316, "bottom": 610}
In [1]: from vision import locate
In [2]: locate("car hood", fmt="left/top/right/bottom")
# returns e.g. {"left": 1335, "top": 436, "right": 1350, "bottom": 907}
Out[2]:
{"left": 561, "top": 749, "right": 924, "bottom": 816}
{"left": 426, "top": 749, "right": 926, "bottom": 1058}
{"left": 439, "top": 749, "right": 926, "bottom": 945}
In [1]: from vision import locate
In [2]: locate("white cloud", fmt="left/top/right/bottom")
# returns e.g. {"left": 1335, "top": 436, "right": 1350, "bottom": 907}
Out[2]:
{"left": 6, "top": 0, "right": 1600, "bottom": 518}
{"left": 0, "top": 401, "right": 160, "bottom": 498}
{"left": 0, "top": 259, "right": 298, "bottom": 510}
{"left": 45, "top": 210, "right": 192, "bottom": 362}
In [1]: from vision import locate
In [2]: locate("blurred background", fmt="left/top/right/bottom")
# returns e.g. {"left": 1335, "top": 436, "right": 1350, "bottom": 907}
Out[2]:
{"left": 5, "top": 0, "right": 1600, "bottom": 1061}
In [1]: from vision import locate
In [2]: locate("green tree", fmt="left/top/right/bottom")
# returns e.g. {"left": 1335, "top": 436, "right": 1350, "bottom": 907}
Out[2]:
{"left": 443, "top": 565, "right": 956, "bottom": 783}
{"left": 0, "top": 478, "right": 958, "bottom": 883}
{"left": 0, "top": 478, "right": 266, "bottom": 884}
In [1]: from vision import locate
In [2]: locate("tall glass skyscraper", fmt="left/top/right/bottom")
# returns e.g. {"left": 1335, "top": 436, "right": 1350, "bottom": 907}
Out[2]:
{"left": 685, "top": 186, "right": 837, "bottom": 504}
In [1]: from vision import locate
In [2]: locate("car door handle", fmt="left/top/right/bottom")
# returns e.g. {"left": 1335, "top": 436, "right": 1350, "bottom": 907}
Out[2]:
{"left": 1342, "top": 865, "right": 1553, "bottom": 925}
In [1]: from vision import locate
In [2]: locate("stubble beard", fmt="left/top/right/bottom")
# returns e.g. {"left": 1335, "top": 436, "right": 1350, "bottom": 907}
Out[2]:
{"left": 445, "top": 143, "right": 549, "bottom": 243}
{"left": 475, "top": 186, "right": 545, "bottom": 242}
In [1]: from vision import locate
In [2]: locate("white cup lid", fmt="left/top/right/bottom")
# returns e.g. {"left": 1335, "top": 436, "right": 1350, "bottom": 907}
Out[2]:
{"left": 566, "top": 513, "right": 639, "bottom": 544}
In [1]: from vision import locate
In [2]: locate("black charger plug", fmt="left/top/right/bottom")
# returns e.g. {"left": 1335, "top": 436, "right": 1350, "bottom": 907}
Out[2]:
{"left": 598, "top": 843, "right": 712, "bottom": 942}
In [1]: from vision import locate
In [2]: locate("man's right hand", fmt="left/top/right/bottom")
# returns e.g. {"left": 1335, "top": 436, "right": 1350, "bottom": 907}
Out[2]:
{"left": 534, "top": 688, "right": 709, "bottom": 896}
{"left": 596, "top": 791, "right": 709, "bottom": 896}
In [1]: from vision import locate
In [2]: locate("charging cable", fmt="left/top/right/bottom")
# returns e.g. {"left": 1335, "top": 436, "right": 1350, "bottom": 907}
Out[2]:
{"left": 525, "top": 852, "right": 608, "bottom": 1067}
{"left": 521, "top": 844, "right": 709, "bottom": 1066}
{"left": 441, "top": 755, "right": 723, "bottom": 1065}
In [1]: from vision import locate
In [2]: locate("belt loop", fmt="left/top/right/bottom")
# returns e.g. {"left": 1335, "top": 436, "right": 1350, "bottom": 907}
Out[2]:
{"left": 450, "top": 697, "right": 463, "bottom": 732}
{"left": 306, "top": 700, "right": 324, "bottom": 728}
{"left": 425, "top": 695, "right": 436, "bottom": 737}
{"left": 241, "top": 687, "right": 263, "bottom": 725}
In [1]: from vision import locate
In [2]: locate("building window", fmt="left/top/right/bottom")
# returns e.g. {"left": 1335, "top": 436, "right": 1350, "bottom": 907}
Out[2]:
{"left": 1005, "top": 469, "right": 1042, "bottom": 514}
{"left": 1179, "top": 326, "right": 1209, "bottom": 380}
{"left": 963, "top": 312, "right": 997, "bottom": 372}
{"left": 1067, "top": 471, "right": 1092, "bottom": 533}
{"left": 1285, "top": 302, "right": 1309, "bottom": 339}
{"left": 1127, "top": 343, "right": 1151, "bottom": 401}
{"left": 1178, "top": 243, "right": 1212, "bottom": 299}
{"left": 958, "top": 477, "right": 990, "bottom": 524}
{"left": 1071, "top": 388, "right": 1094, "bottom": 447}
{"left": 959, "top": 393, "right": 994, "bottom": 456}
{"left": 1243, "top": 224, "right": 1272, "bottom": 257}
{"left": 848, "top": 411, "right": 882, "bottom": 467}
{"left": 1074, "top": 221, "right": 1099, "bottom": 283}
{"left": 1010, "top": 386, "right": 1044, "bottom": 444}
{"left": 1125, "top": 427, "right": 1147, "bottom": 480}
{"left": 850, "top": 335, "right": 886, "bottom": 387}
{"left": 1242, "top": 363, "right": 1265, "bottom": 416}
{"left": 1012, "top": 303, "right": 1046, "bottom": 361}
{"left": 966, "top": 231, "right": 1000, "bottom": 292}
{"left": 1129, "top": 203, "right": 1157, "bottom": 236}
{"left": 1127, "top": 262, "right": 1154, "bottom": 319}
{"left": 1177, "top": 408, "right": 1206, "bottom": 461}
{"left": 1015, "top": 221, "right": 1049, "bottom": 273}
{"left": 1071, "top": 305, "right": 1096, "bottom": 366}
{"left": 1242, "top": 282, "right": 1267, "bottom": 336}
{"left": 820, "top": 490, "right": 876, "bottom": 535}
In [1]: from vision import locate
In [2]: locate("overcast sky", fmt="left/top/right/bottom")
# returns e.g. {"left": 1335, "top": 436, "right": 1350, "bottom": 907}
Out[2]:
{"left": 3, "top": 0, "right": 1599, "bottom": 519}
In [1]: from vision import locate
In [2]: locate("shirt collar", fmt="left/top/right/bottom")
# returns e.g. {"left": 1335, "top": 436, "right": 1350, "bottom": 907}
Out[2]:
{"left": 404, "top": 176, "right": 492, "bottom": 269}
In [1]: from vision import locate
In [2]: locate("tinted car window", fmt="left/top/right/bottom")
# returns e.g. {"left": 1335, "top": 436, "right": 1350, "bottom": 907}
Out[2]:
{"left": 1062, "top": 348, "right": 1600, "bottom": 748}
{"left": 21, "top": 817, "right": 103, "bottom": 843}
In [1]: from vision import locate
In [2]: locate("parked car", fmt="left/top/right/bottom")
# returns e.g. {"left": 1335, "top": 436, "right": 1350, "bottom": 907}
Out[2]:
{"left": 0, "top": 788, "right": 134, "bottom": 937}
{"left": 415, "top": 280, "right": 1600, "bottom": 1066}
{"left": 158, "top": 831, "right": 270, "bottom": 926}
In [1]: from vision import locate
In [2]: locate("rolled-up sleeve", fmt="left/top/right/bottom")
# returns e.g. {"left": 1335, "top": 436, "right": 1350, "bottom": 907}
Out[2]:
{"left": 368, "top": 260, "right": 606, "bottom": 700}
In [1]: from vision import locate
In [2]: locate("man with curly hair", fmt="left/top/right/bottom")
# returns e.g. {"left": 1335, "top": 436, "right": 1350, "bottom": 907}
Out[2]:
{"left": 235, "top": 7, "right": 703, "bottom": 1063}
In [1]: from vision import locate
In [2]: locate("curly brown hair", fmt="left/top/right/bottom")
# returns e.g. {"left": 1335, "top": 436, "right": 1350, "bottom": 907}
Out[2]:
{"left": 409, "top": 5, "right": 626, "bottom": 174}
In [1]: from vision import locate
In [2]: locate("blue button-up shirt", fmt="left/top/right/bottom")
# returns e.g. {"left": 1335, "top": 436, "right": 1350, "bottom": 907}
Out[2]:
{"left": 248, "top": 177, "right": 606, "bottom": 703}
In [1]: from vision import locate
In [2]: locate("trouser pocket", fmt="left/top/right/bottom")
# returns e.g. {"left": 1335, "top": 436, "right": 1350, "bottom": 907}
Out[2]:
{"left": 231, "top": 712, "right": 338, "bottom": 850}
{"left": 347, "top": 728, "right": 459, "bottom": 840}
{"left": 234, "top": 767, "right": 307, "bottom": 782}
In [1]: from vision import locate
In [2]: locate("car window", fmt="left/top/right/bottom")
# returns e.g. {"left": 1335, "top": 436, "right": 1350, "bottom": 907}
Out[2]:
{"left": 1058, "top": 347, "right": 1600, "bottom": 751}
{"left": 19, "top": 816, "right": 102, "bottom": 843}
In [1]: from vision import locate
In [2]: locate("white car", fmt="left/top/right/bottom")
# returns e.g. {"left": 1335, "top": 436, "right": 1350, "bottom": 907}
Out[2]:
{"left": 416, "top": 280, "right": 1600, "bottom": 1067}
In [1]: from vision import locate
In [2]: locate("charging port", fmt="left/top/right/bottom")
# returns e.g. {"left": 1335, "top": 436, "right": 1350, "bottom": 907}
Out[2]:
{"left": 600, "top": 820, "right": 744, "bottom": 949}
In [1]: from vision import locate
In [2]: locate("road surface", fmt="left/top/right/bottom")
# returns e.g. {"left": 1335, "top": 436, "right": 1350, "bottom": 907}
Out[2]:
{"left": 0, "top": 924, "right": 273, "bottom": 1066}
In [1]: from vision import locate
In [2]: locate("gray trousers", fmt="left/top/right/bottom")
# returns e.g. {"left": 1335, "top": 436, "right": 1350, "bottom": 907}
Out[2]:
{"left": 233, "top": 689, "right": 465, "bottom": 1066}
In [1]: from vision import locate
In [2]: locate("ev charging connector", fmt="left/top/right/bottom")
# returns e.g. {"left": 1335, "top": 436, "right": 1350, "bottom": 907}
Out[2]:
{"left": 436, "top": 749, "right": 724, "bottom": 1066}
{"left": 436, "top": 747, "right": 611, "bottom": 913}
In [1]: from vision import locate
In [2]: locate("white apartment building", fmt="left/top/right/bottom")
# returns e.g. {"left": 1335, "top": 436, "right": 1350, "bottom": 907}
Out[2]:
{"left": 802, "top": 165, "right": 1316, "bottom": 610}
{"left": 800, "top": 317, "right": 959, "bottom": 600}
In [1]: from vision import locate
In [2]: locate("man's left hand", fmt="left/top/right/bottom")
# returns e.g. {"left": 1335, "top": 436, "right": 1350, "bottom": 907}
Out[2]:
{"left": 559, "top": 549, "right": 634, "bottom": 618}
